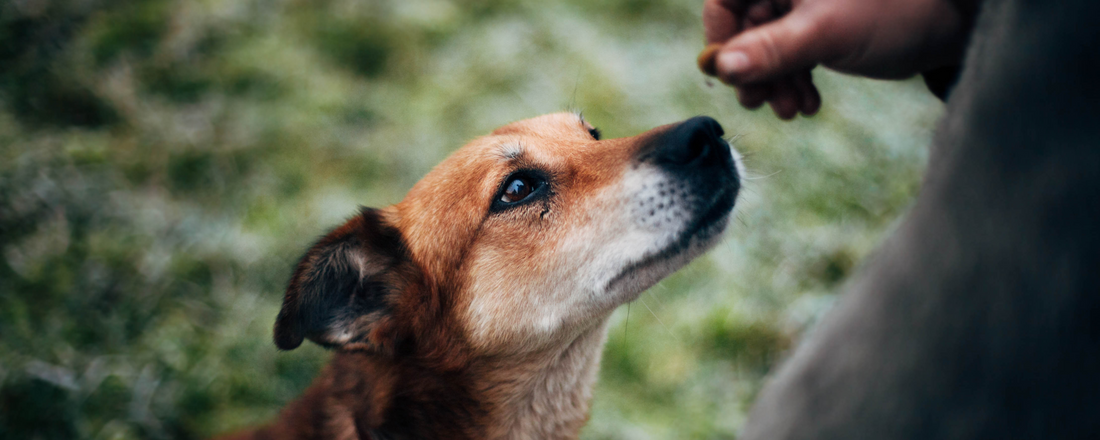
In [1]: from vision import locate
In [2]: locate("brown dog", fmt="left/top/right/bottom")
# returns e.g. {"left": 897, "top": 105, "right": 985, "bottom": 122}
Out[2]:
{"left": 216, "top": 113, "right": 740, "bottom": 440}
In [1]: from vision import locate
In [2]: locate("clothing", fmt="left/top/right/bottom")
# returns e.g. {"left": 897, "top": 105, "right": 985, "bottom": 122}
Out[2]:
{"left": 741, "top": 1, "right": 1100, "bottom": 438}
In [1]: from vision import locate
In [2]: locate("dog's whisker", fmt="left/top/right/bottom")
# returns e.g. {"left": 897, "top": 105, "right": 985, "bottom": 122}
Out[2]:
{"left": 741, "top": 169, "right": 782, "bottom": 181}
{"left": 623, "top": 302, "right": 631, "bottom": 349}
{"left": 646, "top": 289, "right": 669, "bottom": 312}
{"left": 649, "top": 282, "right": 674, "bottom": 308}
{"left": 569, "top": 68, "right": 583, "bottom": 110}
{"left": 736, "top": 213, "right": 749, "bottom": 229}
{"left": 639, "top": 297, "right": 675, "bottom": 339}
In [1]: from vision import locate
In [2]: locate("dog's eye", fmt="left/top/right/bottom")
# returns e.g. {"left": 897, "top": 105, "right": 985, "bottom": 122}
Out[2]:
{"left": 588, "top": 127, "right": 601, "bottom": 140}
{"left": 491, "top": 170, "right": 549, "bottom": 213}
{"left": 501, "top": 176, "right": 536, "bottom": 203}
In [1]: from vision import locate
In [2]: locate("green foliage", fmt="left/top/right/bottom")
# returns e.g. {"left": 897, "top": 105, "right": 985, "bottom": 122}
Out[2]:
{"left": 0, "top": 0, "right": 941, "bottom": 438}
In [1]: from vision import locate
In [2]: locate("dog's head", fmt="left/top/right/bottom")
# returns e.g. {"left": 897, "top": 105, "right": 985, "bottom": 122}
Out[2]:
{"left": 273, "top": 112, "right": 740, "bottom": 358}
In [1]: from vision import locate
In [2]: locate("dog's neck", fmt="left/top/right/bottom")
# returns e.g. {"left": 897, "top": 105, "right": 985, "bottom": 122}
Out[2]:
{"left": 473, "top": 319, "right": 611, "bottom": 440}
{"left": 303, "top": 319, "right": 612, "bottom": 440}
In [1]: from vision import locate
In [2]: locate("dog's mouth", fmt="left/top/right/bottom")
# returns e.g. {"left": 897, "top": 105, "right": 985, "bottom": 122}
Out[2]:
{"left": 691, "top": 184, "right": 738, "bottom": 235}
{"left": 604, "top": 183, "right": 737, "bottom": 293}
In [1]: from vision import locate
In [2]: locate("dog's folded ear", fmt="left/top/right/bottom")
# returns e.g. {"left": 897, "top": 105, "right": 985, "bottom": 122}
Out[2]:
{"left": 274, "top": 207, "right": 412, "bottom": 352}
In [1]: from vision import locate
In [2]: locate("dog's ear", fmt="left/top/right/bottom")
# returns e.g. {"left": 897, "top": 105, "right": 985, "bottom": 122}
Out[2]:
{"left": 274, "top": 207, "right": 411, "bottom": 352}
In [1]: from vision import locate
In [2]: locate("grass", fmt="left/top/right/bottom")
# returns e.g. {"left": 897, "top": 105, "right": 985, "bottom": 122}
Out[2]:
{"left": 0, "top": 0, "right": 941, "bottom": 438}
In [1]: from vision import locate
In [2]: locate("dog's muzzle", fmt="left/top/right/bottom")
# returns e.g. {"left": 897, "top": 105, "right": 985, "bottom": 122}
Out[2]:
{"left": 645, "top": 116, "right": 740, "bottom": 234}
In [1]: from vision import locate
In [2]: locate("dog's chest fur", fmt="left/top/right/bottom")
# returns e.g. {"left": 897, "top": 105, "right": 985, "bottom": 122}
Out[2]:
{"left": 479, "top": 321, "right": 610, "bottom": 440}
{"left": 302, "top": 321, "right": 610, "bottom": 440}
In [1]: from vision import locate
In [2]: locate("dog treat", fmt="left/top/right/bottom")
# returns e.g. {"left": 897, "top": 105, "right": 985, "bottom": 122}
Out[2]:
{"left": 698, "top": 43, "right": 723, "bottom": 77}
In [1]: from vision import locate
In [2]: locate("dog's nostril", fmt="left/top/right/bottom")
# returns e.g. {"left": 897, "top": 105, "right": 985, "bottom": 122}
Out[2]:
{"left": 686, "top": 129, "right": 712, "bottom": 162}
{"left": 654, "top": 116, "right": 725, "bottom": 166}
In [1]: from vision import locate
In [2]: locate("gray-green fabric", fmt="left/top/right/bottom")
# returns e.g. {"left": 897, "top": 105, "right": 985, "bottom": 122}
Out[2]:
{"left": 741, "top": 1, "right": 1100, "bottom": 438}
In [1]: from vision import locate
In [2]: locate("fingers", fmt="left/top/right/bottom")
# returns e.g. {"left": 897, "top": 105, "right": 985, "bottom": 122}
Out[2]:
{"left": 736, "top": 83, "right": 771, "bottom": 109}
{"left": 791, "top": 70, "right": 821, "bottom": 115}
{"left": 702, "top": 0, "right": 743, "bottom": 44}
{"left": 715, "top": 7, "right": 832, "bottom": 85}
{"left": 700, "top": 0, "right": 825, "bottom": 119}
{"left": 733, "top": 69, "right": 821, "bottom": 119}
{"left": 768, "top": 78, "right": 800, "bottom": 120}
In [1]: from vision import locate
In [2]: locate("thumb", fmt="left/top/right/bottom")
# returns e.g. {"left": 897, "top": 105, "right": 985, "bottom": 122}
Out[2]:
{"left": 716, "top": 9, "right": 832, "bottom": 84}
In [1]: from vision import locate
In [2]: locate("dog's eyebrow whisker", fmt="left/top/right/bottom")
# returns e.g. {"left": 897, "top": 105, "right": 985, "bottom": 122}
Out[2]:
{"left": 569, "top": 67, "right": 583, "bottom": 110}
{"left": 498, "top": 143, "right": 526, "bottom": 161}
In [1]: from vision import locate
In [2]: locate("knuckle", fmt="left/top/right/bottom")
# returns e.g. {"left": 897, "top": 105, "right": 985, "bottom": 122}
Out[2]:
{"left": 755, "top": 30, "right": 784, "bottom": 73}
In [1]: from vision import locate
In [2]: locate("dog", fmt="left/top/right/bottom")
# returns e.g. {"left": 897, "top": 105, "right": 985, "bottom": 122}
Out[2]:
{"left": 215, "top": 112, "right": 740, "bottom": 440}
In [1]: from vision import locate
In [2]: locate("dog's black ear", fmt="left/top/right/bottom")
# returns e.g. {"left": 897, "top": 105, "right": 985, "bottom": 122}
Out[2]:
{"left": 274, "top": 208, "right": 410, "bottom": 352}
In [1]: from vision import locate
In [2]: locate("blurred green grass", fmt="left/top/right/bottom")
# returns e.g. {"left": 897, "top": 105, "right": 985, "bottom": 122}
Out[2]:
{"left": 0, "top": 0, "right": 941, "bottom": 438}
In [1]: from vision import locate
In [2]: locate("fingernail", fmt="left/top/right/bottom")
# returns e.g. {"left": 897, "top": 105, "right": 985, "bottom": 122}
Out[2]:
{"left": 717, "top": 51, "right": 750, "bottom": 75}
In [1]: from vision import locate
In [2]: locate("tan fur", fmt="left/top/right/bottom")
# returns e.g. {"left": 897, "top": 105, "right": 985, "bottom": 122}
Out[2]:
{"left": 216, "top": 112, "right": 739, "bottom": 440}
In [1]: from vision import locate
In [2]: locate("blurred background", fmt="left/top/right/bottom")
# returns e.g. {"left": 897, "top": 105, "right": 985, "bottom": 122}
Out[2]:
{"left": 0, "top": 0, "right": 943, "bottom": 438}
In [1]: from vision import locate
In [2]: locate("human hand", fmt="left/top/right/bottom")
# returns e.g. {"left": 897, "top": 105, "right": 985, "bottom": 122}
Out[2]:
{"left": 700, "top": 0, "right": 976, "bottom": 119}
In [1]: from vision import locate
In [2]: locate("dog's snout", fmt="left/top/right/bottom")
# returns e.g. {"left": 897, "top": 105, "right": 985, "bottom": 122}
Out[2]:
{"left": 653, "top": 116, "right": 727, "bottom": 167}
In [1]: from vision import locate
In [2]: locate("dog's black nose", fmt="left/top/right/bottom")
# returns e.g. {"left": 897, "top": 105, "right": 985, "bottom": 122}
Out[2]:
{"left": 653, "top": 116, "right": 727, "bottom": 166}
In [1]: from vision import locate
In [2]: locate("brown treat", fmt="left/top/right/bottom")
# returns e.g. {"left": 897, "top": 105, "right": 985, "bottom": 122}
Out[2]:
{"left": 698, "top": 43, "right": 722, "bottom": 77}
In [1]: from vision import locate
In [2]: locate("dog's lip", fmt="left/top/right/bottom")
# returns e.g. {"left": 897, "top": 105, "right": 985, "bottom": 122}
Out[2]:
{"left": 604, "top": 183, "right": 737, "bottom": 292}
{"left": 691, "top": 184, "right": 737, "bottom": 234}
